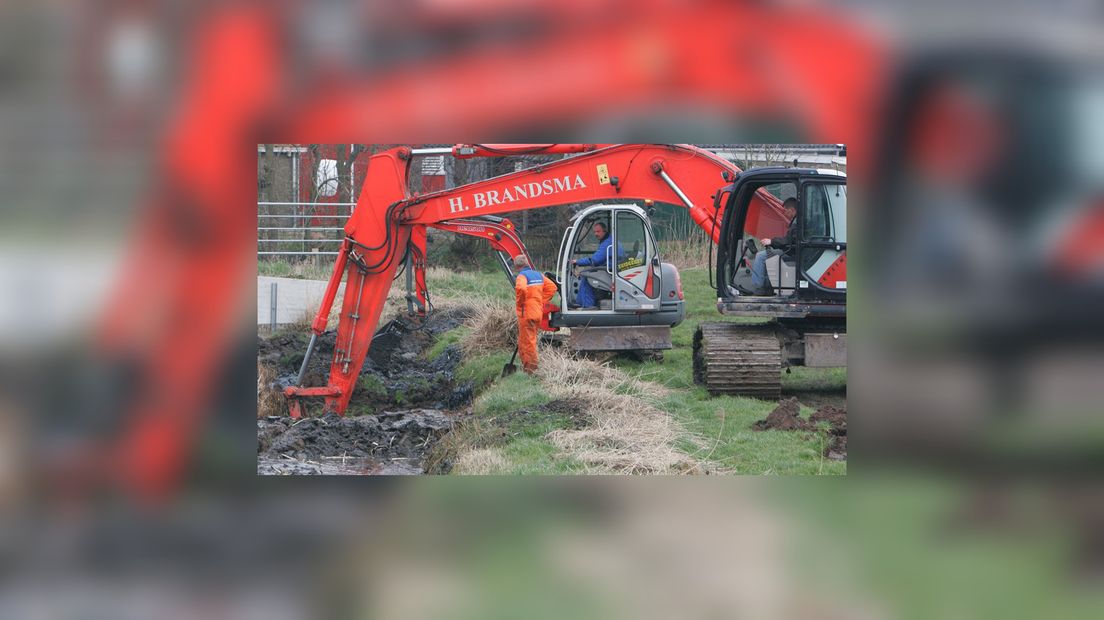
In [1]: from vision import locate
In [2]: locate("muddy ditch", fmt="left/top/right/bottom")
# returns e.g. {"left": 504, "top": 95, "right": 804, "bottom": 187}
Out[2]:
{"left": 257, "top": 308, "right": 474, "bottom": 475}
{"left": 753, "top": 397, "right": 848, "bottom": 461}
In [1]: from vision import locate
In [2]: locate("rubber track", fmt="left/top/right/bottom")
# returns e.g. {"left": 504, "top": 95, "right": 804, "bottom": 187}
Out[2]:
{"left": 693, "top": 323, "right": 781, "bottom": 399}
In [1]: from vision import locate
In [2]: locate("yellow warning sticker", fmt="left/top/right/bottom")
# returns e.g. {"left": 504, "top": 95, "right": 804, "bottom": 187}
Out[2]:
{"left": 597, "top": 163, "right": 610, "bottom": 185}
{"left": 617, "top": 256, "right": 644, "bottom": 271}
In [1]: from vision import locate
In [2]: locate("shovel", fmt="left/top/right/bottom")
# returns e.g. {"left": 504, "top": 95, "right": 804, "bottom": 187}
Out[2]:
{"left": 502, "top": 345, "right": 519, "bottom": 377}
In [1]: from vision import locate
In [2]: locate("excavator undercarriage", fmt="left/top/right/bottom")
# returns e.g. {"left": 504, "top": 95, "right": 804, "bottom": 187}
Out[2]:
{"left": 693, "top": 319, "right": 845, "bottom": 399}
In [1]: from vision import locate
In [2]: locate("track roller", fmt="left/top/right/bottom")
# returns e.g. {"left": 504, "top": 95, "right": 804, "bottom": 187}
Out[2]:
{"left": 693, "top": 323, "right": 781, "bottom": 399}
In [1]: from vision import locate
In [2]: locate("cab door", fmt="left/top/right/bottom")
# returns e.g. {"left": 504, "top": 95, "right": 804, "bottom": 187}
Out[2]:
{"left": 557, "top": 208, "right": 615, "bottom": 312}
{"left": 797, "top": 180, "right": 847, "bottom": 297}
{"left": 611, "top": 209, "right": 662, "bottom": 311}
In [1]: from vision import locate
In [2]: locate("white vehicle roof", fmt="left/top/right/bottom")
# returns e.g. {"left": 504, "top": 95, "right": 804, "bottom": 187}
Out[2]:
{"left": 569, "top": 203, "right": 646, "bottom": 223}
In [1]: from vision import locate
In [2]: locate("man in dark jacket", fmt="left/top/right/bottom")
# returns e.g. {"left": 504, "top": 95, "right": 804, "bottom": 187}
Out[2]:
{"left": 751, "top": 198, "right": 799, "bottom": 293}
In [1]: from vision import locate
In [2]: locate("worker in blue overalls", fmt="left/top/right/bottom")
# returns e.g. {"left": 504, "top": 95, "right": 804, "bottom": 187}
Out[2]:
{"left": 570, "top": 221, "right": 622, "bottom": 309}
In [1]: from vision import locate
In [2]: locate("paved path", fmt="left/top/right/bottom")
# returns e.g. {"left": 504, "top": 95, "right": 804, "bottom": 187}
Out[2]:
{"left": 258, "top": 276, "right": 343, "bottom": 326}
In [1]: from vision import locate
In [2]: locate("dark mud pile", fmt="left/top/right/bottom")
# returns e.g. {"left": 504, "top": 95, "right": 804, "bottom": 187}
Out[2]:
{"left": 811, "top": 405, "right": 847, "bottom": 460}
{"left": 258, "top": 410, "right": 452, "bottom": 475}
{"left": 752, "top": 398, "right": 847, "bottom": 460}
{"left": 257, "top": 309, "right": 475, "bottom": 475}
{"left": 257, "top": 308, "right": 473, "bottom": 414}
{"left": 752, "top": 398, "right": 811, "bottom": 431}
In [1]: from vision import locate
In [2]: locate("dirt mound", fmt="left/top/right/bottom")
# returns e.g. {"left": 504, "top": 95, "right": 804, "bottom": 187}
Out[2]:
{"left": 824, "top": 434, "right": 847, "bottom": 461}
{"left": 257, "top": 310, "right": 475, "bottom": 419}
{"left": 352, "top": 343, "right": 470, "bottom": 415}
{"left": 752, "top": 398, "right": 812, "bottom": 431}
{"left": 356, "top": 311, "right": 473, "bottom": 414}
{"left": 259, "top": 410, "right": 452, "bottom": 461}
{"left": 753, "top": 400, "right": 848, "bottom": 461}
{"left": 810, "top": 405, "right": 846, "bottom": 432}
{"left": 257, "top": 329, "right": 336, "bottom": 387}
{"left": 812, "top": 405, "right": 847, "bottom": 460}
{"left": 368, "top": 314, "right": 433, "bottom": 368}
{"left": 257, "top": 455, "right": 425, "bottom": 475}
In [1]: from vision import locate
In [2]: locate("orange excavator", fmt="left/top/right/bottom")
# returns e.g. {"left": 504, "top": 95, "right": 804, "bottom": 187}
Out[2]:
{"left": 59, "top": 1, "right": 1102, "bottom": 502}
{"left": 284, "top": 143, "right": 848, "bottom": 417}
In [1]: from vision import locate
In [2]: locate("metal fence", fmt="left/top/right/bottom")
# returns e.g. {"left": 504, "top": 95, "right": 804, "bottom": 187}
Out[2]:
{"left": 257, "top": 201, "right": 354, "bottom": 256}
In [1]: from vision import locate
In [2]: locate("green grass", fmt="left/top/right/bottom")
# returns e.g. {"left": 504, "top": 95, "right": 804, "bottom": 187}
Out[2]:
{"left": 258, "top": 257, "right": 336, "bottom": 280}
{"left": 427, "top": 370, "right": 585, "bottom": 474}
{"left": 427, "top": 268, "right": 515, "bottom": 304}
{"left": 472, "top": 375, "right": 588, "bottom": 476}
{"left": 425, "top": 266, "right": 846, "bottom": 475}
{"left": 356, "top": 374, "right": 388, "bottom": 399}
{"left": 457, "top": 350, "right": 514, "bottom": 388}
{"left": 473, "top": 372, "right": 551, "bottom": 416}
{"left": 426, "top": 326, "right": 471, "bottom": 359}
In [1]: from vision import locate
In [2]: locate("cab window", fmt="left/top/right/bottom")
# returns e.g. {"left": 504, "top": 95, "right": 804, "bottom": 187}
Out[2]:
{"left": 615, "top": 211, "right": 646, "bottom": 274}
{"left": 802, "top": 184, "right": 832, "bottom": 241}
{"left": 572, "top": 215, "right": 607, "bottom": 258}
{"left": 801, "top": 182, "right": 846, "bottom": 243}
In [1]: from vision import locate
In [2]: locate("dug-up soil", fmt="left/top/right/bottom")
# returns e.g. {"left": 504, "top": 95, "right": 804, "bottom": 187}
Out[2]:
{"left": 257, "top": 309, "right": 474, "bottom": 475}
{"left": 752, "top": 397, "right": 847, "bottom": 460}
{"left": 258, "top": 410, "right": 452, "bottom": 475}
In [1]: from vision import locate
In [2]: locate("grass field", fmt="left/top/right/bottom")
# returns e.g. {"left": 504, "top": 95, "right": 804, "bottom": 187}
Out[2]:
{"left": 419, "top": 265, "right": 846, "bottom": 475}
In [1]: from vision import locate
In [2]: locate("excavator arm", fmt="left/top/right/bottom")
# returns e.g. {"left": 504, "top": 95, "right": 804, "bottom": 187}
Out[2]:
{"left": 412, "top": 217, "right": 533, "bottom": 314}
{"left": 286, "top": 143, "right": 786, "bottom": 416}
{"left": 395, "top": 143, "right": 776, "bottom": 239}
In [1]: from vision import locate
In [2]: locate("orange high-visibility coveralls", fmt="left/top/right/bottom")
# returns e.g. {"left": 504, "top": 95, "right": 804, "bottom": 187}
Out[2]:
{"left": 514, "top": 267, "right": 557, "bottom": 373}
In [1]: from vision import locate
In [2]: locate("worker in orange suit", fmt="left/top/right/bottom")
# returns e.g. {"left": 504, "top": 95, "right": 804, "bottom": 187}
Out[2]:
{"left": 514, "top": 255, "right": 558, "bottom": 373}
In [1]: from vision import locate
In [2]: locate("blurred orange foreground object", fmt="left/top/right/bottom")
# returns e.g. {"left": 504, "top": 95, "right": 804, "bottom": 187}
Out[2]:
{"left": 89, "top": 2, "right": 881, "bottom": 500}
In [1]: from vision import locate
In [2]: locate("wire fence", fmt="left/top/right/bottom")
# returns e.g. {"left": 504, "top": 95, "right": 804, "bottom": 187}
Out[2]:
{"left": 257, "top": 201, "right": 354, "bottom": 257}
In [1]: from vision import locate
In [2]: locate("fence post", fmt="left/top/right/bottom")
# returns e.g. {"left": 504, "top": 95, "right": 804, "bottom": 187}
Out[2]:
{"left": 270, "top": 282, "right": 278, "bottom": 331}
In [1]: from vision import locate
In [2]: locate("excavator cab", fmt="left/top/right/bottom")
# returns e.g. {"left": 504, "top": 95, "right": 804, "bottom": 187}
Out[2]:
{"left": 724, "top": 180, "right": 802, "bottom": 297}
{"left": 549, "top": 204, "right": 684, "bottom": 346}
{"left": 717, "top": 168, "right": 847, "bottom": 310}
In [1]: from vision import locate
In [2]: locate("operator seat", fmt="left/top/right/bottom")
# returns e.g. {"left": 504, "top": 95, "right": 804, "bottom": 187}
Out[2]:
{"left": 568, "top": 268, "right": 613, "bottom": 308}
{"left": 729, "top": 239, "right": 797, "bottom": 297}
{"left": 765, "top": 254, "right": 796, "bottom": 293}
{"left": 582, "top": 269, "right": 613, "bottom": 293}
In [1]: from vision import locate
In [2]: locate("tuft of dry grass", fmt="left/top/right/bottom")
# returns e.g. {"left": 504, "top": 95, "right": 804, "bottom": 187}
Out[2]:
{"left": 537, "top": 348, "right": 704, "bottom": 474}
{"left": 537, "top": 348, "right": 672, "bottom": 402}
{"left": 458, "top": 298, "right": 517, "bottom": 356}
{"left": 423, "top": 416, "right": 504, "bottom": 474}
{"left": 452, "top": 448, "right": 510, "bottom": 475}
{"left": 257, "top": 362, "right": 286, "bottom": 418}
{"left": 658, "top": 238, "right": 712, "bottom": 271}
